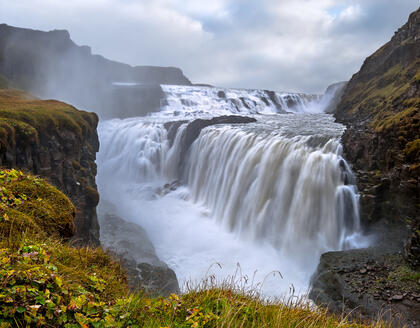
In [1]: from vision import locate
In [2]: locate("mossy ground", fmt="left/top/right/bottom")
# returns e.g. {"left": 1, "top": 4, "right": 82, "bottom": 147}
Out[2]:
{"left": 0, "top": 169, "right": 75, "bottom": 239}
{"left": 0, "top": 169, "right": 391, "bottom": 327}
{"left": 0, "top": 89, "right": 98, "bottom": 151}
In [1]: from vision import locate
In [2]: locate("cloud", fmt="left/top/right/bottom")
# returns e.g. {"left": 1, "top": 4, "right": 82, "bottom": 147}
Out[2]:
{"left": 0, "top": 0, "right": 418, "bottom": 93}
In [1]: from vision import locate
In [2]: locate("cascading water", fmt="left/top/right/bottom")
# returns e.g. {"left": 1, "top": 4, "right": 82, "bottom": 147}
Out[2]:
{"left": 161, "top": 84, "right": 321, "bottom": 116}
{"left": 97, "top": 85, "right": 367, "bottom": 297}
{"left": 186, "top": 126, "right": 358, "bottom": 253}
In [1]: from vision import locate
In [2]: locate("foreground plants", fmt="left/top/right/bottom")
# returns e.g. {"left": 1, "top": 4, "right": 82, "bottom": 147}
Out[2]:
{"left": 0, "top": 169, "right": 390, "bottom": 327}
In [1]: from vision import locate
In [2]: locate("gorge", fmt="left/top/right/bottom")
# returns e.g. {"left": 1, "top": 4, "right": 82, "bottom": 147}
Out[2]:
{"left": 0, "top": 7, "right": 419, "bottom": 326}
{"left": 96, "top": 85, "right": 365, "bottom": 297}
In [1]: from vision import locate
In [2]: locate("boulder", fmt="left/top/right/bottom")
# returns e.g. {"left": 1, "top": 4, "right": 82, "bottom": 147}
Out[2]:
{"left": 99, "top": 209, "right": 180, "bottom": 296}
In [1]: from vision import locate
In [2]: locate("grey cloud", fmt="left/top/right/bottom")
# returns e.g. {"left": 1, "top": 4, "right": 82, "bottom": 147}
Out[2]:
{"left": 0, "top": 0, "right": 418, "bottom": 93}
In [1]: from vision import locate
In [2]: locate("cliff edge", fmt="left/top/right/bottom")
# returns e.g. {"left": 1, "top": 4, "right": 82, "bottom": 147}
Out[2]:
{"left": 0, "top": 87, "right": 100, "bottom": 245}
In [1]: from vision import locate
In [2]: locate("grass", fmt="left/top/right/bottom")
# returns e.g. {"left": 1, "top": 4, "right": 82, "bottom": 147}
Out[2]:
{"left": 338, "top": 55, "right": 420, "bottom": 167}
{"left": 0, "top": 169, "right": 75, "bottom": 240}
{"left": 0, "top": 169, "right": 392, "bottom": 327}
{"left": 0, "top": 88, "right": 98, "bottom": 151}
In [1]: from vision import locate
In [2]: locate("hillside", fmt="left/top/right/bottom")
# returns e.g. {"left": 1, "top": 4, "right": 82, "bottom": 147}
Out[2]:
{"left": 335, "top": 6, "right": 419, "bottom": 236}
{"left": 310, "top": 7, "right": 420, "bottom": 326}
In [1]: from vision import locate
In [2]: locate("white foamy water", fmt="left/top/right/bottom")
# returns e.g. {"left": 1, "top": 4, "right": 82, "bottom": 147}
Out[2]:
{"left": 160, "top": 84, "right": 321, "bottom": 117}
{"left": 97, "top": 87, "right": 367, "bottom": 297}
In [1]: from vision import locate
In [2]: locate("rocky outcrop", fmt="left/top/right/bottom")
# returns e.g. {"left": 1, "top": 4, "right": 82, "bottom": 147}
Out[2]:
{"left": 98, "top": 204, "right": 179, "bottom": 296}
{"left": 311, "top": 7, "right": 420, "bottom": 325}
{"left": 310, "top": 246, "right": 420, "bottom": 326}
{"left": 164, "top": 115, "right": 257, "bottom": 175}
{"left": 0, "top": 89, "right": 100, "bottom": 245}
{"left": 0, "top": 24, "right": 191, "bottom": 119}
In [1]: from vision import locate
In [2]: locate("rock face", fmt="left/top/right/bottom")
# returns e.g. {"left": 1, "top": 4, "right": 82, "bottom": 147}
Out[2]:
{"left": 98, "top": 206, "right": 179, "bottom": 296}
{"left": 0, "top": 24, "right": 191, "bottom": 119}
{"left": 311, "top": 7, "right": 420, "bottom": 326}
{"left": 0, "top": 89, "right": 100, "bottom": 245}
{"left": 333, "top": 6, "right": 419, "bottom": 248}
{"left": 164, "top": 115, "right": 257, "bottom": 175}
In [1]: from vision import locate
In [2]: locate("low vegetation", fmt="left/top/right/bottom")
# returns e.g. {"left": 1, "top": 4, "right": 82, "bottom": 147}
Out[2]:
{"left": 0, "top": 169, "right": 391, "bottom": 327}
{"left": 0, "top": 89, "right": 97, "bottom": 151}
{"left": 340, "top": 53, "right": 420, "bottom": 166}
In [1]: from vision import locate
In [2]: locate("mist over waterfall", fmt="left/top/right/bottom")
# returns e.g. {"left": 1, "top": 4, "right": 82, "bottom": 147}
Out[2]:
{"left": 97, "top": 84, "right": 366, "bottom": 297}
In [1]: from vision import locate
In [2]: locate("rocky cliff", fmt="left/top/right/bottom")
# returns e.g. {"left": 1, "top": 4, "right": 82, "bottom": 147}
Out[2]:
{"left": 0, "top": 24, "right": 191, "bottom": 119}
{"left": 0, "top": 88, "right": 100, "bottom": 245}
{"left": 335, "top": 6, "right": 419, "bottom": 246}
{"left": 310, "top": 7, "right": 420, "bottom": 326}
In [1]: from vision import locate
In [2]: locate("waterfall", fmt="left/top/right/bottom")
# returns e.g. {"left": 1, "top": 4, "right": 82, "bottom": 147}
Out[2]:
{"left": 161, "top": 84, "right": 321, "bottom": 116}
{"left": 185, "top": 126, "right": 360, "bottom": 253}
{"left": 97, "top": 109, "right": 366, "bottom": 296}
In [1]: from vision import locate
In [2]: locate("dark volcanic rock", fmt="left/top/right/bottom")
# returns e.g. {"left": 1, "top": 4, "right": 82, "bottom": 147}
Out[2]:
{"left": 164, "top": 115, "right": 257, "bottom": 176}
{"left": 0, "top": 24, "right": 191, "bottom": 119}
{"left": 99, "top": 211, "right": 180, "bottom": 296}
{"left": 181, "top": 115, "right": 256, "bottom": 154}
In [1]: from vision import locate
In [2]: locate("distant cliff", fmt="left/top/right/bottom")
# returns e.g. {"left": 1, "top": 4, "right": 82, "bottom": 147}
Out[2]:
{"left": 0, "top": 24, "right": 191, "bottom": 118}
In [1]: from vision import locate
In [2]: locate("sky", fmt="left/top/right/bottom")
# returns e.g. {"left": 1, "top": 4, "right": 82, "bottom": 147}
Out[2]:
{"left": 0, "top": 0, "right": 418, "bottom": 93}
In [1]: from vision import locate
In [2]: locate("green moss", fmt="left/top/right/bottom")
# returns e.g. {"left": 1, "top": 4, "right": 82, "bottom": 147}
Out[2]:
{"left": 0, "top": 239, "right": 129, "bottom": 327}
{"left": 342, "top": 58, "right": 420, "bottom": 134}
{"left": 374, "top": 106, "right": 419, "bottom": 132}
{"left": 72, "top": 160, "right": 81, "bottom": 170}
{"left": 0, "top": 169, "right": 75, "bottom": 239}
{"left": 388, "top": 265, "right": 420, "bottom": 282}
{"left": 404, "top": 139, "right": 420, "bottom": 158}
{"left": 0, "top": 89, "right": 98, "bottom": 153}
{"left": 85, "top": 186, "right": 100, "bottom": 206}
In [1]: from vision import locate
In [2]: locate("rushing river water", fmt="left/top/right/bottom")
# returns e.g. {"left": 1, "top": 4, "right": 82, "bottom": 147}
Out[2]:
{"left": 97, "top": 85, "right": 367, "bottom": 297}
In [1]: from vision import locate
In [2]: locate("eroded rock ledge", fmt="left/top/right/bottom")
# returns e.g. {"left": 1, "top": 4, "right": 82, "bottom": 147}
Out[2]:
{"left": 164, "top": 115, "right": 257, "bottom": 175}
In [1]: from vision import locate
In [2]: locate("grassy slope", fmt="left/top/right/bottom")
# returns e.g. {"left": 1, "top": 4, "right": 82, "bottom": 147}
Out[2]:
{"left": 335, "top": 8, "right": 420, "bottom": 169}
{"left": 340, "top": 58, "right": 420, "bottom": 166}
{"left": 0, "top": 88, "right": 97, "bottom": 152}
{"left": 0, "top": 169, "right": 390, "bottom": 328}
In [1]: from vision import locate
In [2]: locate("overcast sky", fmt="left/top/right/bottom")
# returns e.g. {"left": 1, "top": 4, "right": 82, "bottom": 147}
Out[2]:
{"left": 0, "top": 0, "right": 418, "bottom": 93}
